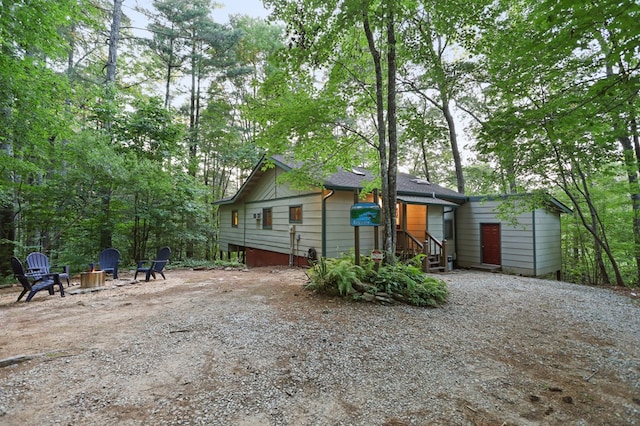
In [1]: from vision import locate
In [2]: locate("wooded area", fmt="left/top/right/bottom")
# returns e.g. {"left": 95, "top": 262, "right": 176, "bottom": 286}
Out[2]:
{"left": 1, "top": 0, "right": 638, "bottom": 287}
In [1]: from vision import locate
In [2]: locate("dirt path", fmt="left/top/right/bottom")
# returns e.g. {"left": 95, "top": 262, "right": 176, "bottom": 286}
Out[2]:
{"left": 0, "top": 268, "right": 638, "bottom": 425}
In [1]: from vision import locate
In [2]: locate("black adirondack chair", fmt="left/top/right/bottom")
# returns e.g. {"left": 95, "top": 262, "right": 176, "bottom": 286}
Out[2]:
{"left": 98, "top": 248, "right": 121, "bottom": 279}
{"left": 26, "top": 252, "right": 71, "bottom": 286}
{"left": 135, "top": 247, "right": 171, "bottom": 282}
{"left": 12, "top": 257, "right": 65, "bottom": 302}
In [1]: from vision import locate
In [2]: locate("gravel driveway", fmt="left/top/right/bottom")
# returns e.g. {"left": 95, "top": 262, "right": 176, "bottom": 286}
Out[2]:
{"left": 0, "top": 267, "right": 638, "bottom": 425}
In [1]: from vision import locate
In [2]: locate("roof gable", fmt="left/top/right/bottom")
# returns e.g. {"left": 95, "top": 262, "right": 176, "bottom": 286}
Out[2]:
{"left": 214, "top": 155, "right": 465, "bottom": 205}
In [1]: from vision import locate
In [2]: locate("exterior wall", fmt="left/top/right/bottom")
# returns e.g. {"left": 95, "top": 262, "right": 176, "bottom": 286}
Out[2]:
{"left": 217, "top": 167, "right": 324, "bottom": 266}
{"left": 218, "top": 165, "right": 466, "bottom": 267}
{"left": 533, "top": 208, "right": 563, "bottom": 275}
{"left": 444, "top": 208, "right": 457, "bottom": 261}
{"left": 427, "top": 206, "right": 444, "bottom": 240}
{"left": 402, "top": 204, "right": 457, "bottom": 262}
{"left": 218, "top": 172, "right": 384, "bottom": 266}
{"left": 426, "top": 205, "right": 457, "bottom": 267}
{"left": 324, "top": 191, "right": 378, "bottom": 258}
{"left": 217, "top": 204, "right": 245, "bottom": 253}
{"left": 406, "top": 204, "right": 426, "bottom": 238}
{"left": 456, "top": 199, "right": 562, "bottom": 276}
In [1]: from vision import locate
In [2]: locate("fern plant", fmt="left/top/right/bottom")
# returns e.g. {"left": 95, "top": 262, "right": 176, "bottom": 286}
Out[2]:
{"left": 367, "top": 256, "right": 448, "bottom": 306}
{"left": 307, "top": 254, "right": 448, "bottom": 307}
{"left": 306, "top": 256, "right": 364, "bottom": 296}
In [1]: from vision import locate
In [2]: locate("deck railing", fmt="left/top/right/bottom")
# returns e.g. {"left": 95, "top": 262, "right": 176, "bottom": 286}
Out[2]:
{"left": 423, "top": 231, "right": 447, "bottom": 272}
{"left": 396, "top": 230, "right": 448, "bottom": 272}
{"left": 396, "top": 230, "right": 423, "bottom": 259}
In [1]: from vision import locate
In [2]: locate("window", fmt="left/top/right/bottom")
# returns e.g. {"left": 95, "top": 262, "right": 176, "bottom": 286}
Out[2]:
{"left": 231, "top": 210, "right": 239, "bottom": 227}
{"left": 444, "top": 219, "right": 454, "bottom": 240}
{"left": 289, "top": 205, "right": 302, "bottom": 223}
{"left": 262, "top": 207, "right": 272, "bottom": 228}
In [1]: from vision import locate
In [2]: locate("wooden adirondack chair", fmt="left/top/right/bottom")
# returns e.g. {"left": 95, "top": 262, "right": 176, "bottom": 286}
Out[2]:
{"left": 12, "top": 257, "right": 65, "bottom": 302}
{"left": 26, "top": 252, "right": 71, "bottom": 286}
{"left": 135, "top": 247, "right": 171, "bottom": 282}
{"left": 98, "top": 248, "right": 121, "bottom": 279}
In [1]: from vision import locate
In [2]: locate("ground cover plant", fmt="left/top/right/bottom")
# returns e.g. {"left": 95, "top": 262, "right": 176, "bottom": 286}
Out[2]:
{"left": 305, "top": 254, "right": 448, "bottom": 307}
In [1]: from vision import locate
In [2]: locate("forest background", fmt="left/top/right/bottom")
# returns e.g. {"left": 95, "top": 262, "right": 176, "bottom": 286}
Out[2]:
{"left": 0, "top": 0, "right": 638, "bottom": 287}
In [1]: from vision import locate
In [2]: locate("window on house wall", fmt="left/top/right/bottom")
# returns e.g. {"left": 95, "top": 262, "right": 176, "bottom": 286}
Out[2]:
{"left": 262, "top": 207, "right": 272, "bottom": 229}
{"left": 444, "top": 219, "right": 453, "bottom": 240}
{"left": 231, "top": 210, "right": 239, "bottom": 227}
{"left": 289, "top": 205, "right": 302, "bottom": 223}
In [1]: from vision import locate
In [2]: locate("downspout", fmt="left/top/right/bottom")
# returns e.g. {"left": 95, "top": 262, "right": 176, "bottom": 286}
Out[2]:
{"left": 453, "top": 207, "right": 459, "bottom": 267}
{"left": 243, "top": 202, "right": 247, "bottom": 264}
{"left": 532, "top": 209, "right": 537, "bottom": 276}
{"left": 322, "top": 190, "right": 335, "bottom": 258}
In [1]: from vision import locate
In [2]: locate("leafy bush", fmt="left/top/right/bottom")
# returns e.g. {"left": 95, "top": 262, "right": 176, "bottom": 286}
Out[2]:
{"left": 368, "top": 261, "right": 448, "bottom": 307}
{"left": 305, "top": 256, "right": 365, "bottom": 296}
{"left": 306, "top": 254, "right": 448, "bottom": 307}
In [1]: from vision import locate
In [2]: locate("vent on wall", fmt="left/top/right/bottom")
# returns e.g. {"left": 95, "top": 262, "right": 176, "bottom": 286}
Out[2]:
{"left": 253, "top": 213, "right": 261, "bottom": 220}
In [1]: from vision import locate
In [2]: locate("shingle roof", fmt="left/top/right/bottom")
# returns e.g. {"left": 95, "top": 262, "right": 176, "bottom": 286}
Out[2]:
{"left": 215, "top": 155, "right": 465, "bottom": 205}
{"left": 273, "top": 154, "right": 464, "bottom": 200}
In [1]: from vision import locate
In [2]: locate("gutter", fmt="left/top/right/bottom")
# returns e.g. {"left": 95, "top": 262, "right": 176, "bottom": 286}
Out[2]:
{"left": 322, "top": 189, "right": 335, "bottom": 258}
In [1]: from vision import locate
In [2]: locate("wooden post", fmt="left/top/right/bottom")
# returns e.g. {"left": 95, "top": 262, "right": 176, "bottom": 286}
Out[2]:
{"left": 422, "top": 241, "right": 429, "bottom": 273}
{"left": 354, "top": 189, "right": 360, "bottom": 266}
{"left": 373, "top": 189, "right": 380, "bottom": 270}
{"left": 442, "top": 239, "right": 448, "bottom": 270}
{"left": 373, "top": 189, "right": 379, "bottom": 250}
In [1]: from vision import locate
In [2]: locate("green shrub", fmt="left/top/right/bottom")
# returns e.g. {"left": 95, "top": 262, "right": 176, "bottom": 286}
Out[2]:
{"left": 305, "top": 256, "right": 366, "bottom": 296}
{"left": 306, "top": 254, "right": 448, "bottom": 307}
{"left": 368, "top": 261, "right": 448, "bottom": 307}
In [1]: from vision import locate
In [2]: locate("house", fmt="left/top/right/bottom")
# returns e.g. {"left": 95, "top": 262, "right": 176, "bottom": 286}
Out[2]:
{"left": 214, "top": 155, "right": 571, "bottom": 277}
{"left": 456, "top": 195, "right": 572, "bottom": 277}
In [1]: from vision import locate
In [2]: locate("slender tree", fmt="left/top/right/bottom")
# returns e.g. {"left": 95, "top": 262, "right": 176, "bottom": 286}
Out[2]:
{"left": 258, "top": 0, "right": 414, "bottom": 261}
{"left": 476, "top": 0, "right": 640, "bottom": 285}
{"left": 0, "top": 0, "right": 81, "bottom": 275}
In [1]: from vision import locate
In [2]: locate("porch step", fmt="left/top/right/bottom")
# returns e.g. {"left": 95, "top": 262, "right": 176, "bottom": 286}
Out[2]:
{"left": 469, "top": 263, "right": 501, "bottom": 273}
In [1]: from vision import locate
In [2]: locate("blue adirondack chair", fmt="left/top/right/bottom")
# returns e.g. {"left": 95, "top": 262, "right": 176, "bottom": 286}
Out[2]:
{"left": 26, "top": 252, "right": 71, "bottom": 286}
{"left": 12, "top": 257, "right": 65, "bottom": 302}
{"left": 135, "top": 247, "right": 171, "bottom": 282}
{"left": 98, "top": 248, "right": 121, "bottom": 279}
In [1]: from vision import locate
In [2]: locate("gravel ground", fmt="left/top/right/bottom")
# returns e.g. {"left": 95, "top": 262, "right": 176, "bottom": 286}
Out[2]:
{"left": 0, "top": 267, "right": 638, "bottom": 426}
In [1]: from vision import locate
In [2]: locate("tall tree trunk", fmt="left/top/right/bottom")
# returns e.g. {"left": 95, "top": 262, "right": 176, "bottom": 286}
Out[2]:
{"left": 553, "top": 143, "right": 625, "bottom": 286}
{"left": 363, "top": 12, "right": 395, "bottom": 263}
{"left": 620, "top": 137, "right": 640, "bottom": 284}
{"left": 0, "top": 134, "right": 15, "bottom": 275}
{"left": 604, "top": 62, "right": 639, "bottom": 286}
{"left": 413, "top": 18, "right": 466, "bottom": 194}
{"left": 106, "top": 0, "right": 123, "bottom": 88}
{"left": 632, "top": 116, "right": 640, "bottom": 282}
{"left": 164, "top": 32, "right": 175, "bottom": 108}
{"left": 386, "top": 4, "right": 398, "bottom": 258}
{"left": 441, "top": 97, "right": 465, "bottom": 193}
{"left": 101, "top": 0, "right": 123, "bottom": 249}
{"left": 188, "top": 28, "right": 198, "bottom": 177}
{"left": 419, "top": 138, "right": 431, "bottom": 182}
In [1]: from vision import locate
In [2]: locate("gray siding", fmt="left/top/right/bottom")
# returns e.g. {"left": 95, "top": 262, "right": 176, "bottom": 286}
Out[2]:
{"left": 218, "top": 204, "right": 245, "bottom": 252}
{"left": 533, "top": 209, "right": 563, "bottom": 275}
{"left": 324, "top": 191, "right": 379, "bottom": 258}
{"left": 456, "top": 199, "right": 562, "bottom": 276}
{"left": 218, "top": 167, "right": 323, "bottom": 258}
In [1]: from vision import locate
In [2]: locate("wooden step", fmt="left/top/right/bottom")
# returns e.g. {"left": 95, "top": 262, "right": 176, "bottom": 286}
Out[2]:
{"left": 469, "top": 263, "right": 501, "bottom": 273}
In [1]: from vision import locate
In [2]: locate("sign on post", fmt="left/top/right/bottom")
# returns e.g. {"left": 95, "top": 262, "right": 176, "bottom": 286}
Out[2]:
{"left": 371, "top": 249, "right": 383, "bottom": 263}
{"left": 350, "top": 202, "right": 381, "bottom": 227}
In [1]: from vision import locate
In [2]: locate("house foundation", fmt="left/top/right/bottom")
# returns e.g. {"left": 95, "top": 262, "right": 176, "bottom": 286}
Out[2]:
{"left": 245, "top": 247, "right": 309, "bottom": 268}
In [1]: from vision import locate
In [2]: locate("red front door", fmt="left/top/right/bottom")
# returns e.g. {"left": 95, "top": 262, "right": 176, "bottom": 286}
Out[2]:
{"left": 481, "top": 223, "right": 501, "bottom": 265}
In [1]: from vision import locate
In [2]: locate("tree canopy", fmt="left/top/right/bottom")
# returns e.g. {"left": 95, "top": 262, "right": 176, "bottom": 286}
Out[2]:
{"left": 0, "top": 0, "right": 638, "bottom": 287}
